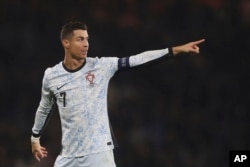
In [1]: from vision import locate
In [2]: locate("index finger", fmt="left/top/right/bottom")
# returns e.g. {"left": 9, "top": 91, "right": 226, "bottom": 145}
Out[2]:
{"left": 193, "top": 39, "right": 205, "bottom": 45}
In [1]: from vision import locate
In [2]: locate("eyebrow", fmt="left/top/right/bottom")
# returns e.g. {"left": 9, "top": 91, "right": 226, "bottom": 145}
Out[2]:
{"left": 77, "top": 36, "right": 89, "bottom": 39}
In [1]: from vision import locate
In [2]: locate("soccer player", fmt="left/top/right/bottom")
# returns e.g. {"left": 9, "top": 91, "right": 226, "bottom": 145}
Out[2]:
{"left": 31, "top": 21, "right": 205, "bottom": 167}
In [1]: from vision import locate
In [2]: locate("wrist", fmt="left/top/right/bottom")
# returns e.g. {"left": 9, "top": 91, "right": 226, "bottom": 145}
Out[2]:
{"left": 31, "top": 136, "right": 40, "bottom": 143}
{"left": 168, "top": 47, "right": 174, "bottom": 56}
{"left": 172, "top": 46, "right": 181, "bottom": 56}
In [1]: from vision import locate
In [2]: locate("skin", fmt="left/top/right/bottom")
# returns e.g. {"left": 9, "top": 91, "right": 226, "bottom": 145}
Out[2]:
{"left": 31, "top": 29, "right": 204, "bottom": 161}
{"left": 172, "top": 39, "right": 205, "bottom": 56}
{"left": 31, "top": 141, "right": 48, "bottom": 161}
{"left": 62, "top": 29, "right": 89, "bottom": 70}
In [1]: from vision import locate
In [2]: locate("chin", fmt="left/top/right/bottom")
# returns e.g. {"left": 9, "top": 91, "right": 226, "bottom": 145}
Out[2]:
{"left": 75, "top": 56, "right": 86, "bottom": 61}
{"left": 79, "top": 54, "right": 87, "bottom": 59}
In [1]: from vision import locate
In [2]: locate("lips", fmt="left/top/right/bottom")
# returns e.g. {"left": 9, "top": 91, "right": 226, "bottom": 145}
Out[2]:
{"left": 81, "top": 50, "right": 88, "bottom": 54}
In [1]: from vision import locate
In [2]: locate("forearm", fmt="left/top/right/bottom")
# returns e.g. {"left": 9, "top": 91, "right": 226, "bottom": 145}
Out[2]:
{"left": 118, "top": 48, "right": 172, "bottom": 70}
{"left": 31, "top": 107, "right": 50, "bottom": 144}
{"left": 31, "top": 88, "right": 55, "bottom": 140}
{"left": 172, "top": 45, "right": 187, "bottom": 55}
{"left": 32, "top": 69, "right": 54, "bottom": 138}
{"left": 172, "top": 46, "right": 181, "bottom": 56}
{"left": 129, "top": 48, "right": 172, "bottom": 66}
{"left": 32, "top": 104, "right": 53, "bottom": 137}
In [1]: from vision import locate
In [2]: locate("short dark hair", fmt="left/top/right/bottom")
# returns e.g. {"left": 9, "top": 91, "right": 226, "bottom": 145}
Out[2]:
{"left": 60, "top": 21, "right": 88, "bottom": 41}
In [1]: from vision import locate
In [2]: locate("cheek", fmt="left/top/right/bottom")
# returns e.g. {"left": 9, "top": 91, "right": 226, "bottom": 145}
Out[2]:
{"left": 70, "top": 44, "right": 80, "bottom": 51}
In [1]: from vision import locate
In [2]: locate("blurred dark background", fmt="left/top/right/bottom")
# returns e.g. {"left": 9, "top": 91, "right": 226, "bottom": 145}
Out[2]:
{"left": 0, "top": 0, "right": 250, "bottom": 166}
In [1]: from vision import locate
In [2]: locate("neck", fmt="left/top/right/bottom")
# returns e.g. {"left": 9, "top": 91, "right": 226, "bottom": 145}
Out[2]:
{"left": 63, "top": 56, "right": 86, "bottom": 71}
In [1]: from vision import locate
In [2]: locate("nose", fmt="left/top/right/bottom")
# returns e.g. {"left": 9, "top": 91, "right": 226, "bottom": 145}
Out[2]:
{"left": 84, "top": 39, "right": 89, "bottom": 47}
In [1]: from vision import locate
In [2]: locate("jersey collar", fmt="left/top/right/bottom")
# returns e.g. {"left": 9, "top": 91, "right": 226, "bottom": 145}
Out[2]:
{"left": 62, "top": 60, "right": 86, "bottom": 73}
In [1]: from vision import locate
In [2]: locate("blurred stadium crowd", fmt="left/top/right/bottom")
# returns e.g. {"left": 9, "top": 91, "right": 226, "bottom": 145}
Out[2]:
{"left": 0, "top": 0, "right": 250, "bottom": 166}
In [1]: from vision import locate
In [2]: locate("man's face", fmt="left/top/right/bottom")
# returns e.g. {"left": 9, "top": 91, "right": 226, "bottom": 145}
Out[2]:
{"left": 66, "top": 29, "right": 89, "bottom": 60}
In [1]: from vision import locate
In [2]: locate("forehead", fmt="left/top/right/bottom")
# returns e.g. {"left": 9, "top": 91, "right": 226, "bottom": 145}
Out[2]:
{"left": 72, "top": 29, "right": 88, "bottom": 37}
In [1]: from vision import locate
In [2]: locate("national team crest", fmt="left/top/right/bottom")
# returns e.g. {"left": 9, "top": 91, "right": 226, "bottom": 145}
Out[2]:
{"left": 85, "top": 71, "right": 95, "bottom": 85}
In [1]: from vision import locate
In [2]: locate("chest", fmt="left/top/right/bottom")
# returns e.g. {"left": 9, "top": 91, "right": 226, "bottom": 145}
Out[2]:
{"left": 50, "top": 68, "right": 110, "bottom": 108}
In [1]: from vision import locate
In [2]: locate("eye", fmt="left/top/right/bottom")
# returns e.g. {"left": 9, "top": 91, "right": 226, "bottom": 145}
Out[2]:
{"left": 77, "top": 37, "right": 89, "bottom": 42}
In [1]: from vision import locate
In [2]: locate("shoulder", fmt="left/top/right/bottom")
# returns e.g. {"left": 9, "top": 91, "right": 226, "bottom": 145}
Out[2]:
{"left": 43, "top": 62, "right": 63, "bottom": 78}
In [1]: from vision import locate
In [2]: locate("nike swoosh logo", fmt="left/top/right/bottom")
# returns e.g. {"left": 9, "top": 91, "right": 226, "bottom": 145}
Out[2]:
{"left": 57, "top": 84, "right": 65, "bottom": 90}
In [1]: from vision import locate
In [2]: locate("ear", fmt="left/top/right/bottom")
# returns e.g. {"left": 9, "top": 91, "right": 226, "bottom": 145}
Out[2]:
{"left": 62, "top": 39, "right": 70, "bottom": 49}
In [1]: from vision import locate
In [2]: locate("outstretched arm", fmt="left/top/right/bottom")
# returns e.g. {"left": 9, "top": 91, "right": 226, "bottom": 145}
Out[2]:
{"left": 172, "top": 39, "right": 205, "bottom": 56}
{"left": 118, "top": 39, "right": 205, "bottom": 70}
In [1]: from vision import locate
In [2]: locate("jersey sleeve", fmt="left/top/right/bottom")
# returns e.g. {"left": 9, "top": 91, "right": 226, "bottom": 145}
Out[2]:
{"left": 32, "top": 68, "right": 55, "bottom": 137}
{"left": 118, "top": 48, "right": 172, "bottom": 70}
{"left": 100, "top": 57, "right": 119, "bottom": 74}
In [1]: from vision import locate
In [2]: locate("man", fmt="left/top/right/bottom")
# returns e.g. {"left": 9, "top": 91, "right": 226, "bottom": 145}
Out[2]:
{"left": 31, "top": 21, "right": 205, "bottom": 167}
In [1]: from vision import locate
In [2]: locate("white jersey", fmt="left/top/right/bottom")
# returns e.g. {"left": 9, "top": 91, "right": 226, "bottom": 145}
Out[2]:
{"left": 32, "top": 48, "right": 170, "bottom": 157}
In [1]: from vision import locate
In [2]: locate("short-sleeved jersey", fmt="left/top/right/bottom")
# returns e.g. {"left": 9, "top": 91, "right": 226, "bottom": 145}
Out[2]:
{"left": 32, "top": 48, "right": 170, "bottom": 157}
